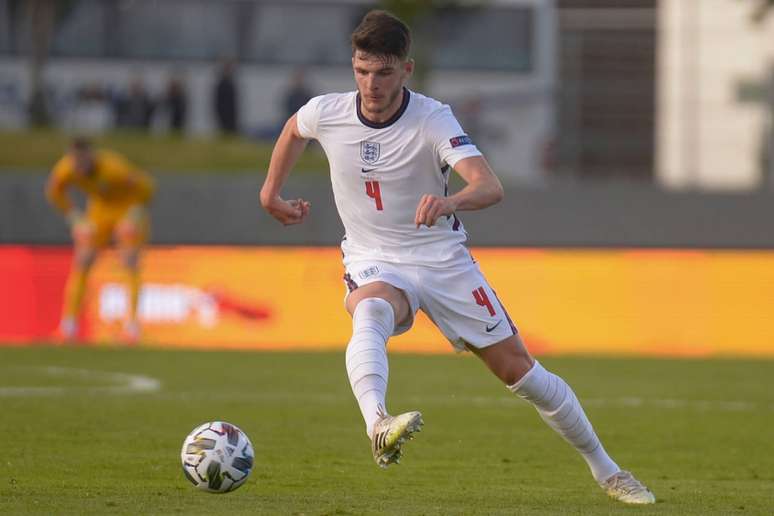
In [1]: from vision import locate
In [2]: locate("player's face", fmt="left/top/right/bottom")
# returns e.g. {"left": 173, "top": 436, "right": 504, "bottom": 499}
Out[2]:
{"left": 353, "top": 51, "right": 413, "bottom": 121}
{"left": 71, "top": 149, "right": 94, "bottom": 176}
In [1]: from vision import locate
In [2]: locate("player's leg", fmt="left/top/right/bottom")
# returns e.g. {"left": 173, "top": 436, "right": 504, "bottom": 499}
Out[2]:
{"left": 469, "top": 336, "right": 621, "bottom": 480}
{"left": 344, "top": 281, "right": 409, "bottom": 435}
{"left": 116, "top": 206, "right": 149, "bottom": 342}
{"left": 118, "top": 246, "right": 141, "bottom": 342}
{"left": 420, "top": 260, "right": 654, "bottom": 503}
{"left": 343, "top": 265, "right": 423, "bottom": 467}
{"left": 470, "top": 330, "right": 654, "bottom": 504}
{"left": 60, "top": 218, "right": 102, "bottom": 340}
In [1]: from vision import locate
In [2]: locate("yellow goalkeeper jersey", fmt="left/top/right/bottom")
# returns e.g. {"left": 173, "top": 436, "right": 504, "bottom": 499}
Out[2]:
{"left": 46, "top": 149, "right": 155, "bottom": 216}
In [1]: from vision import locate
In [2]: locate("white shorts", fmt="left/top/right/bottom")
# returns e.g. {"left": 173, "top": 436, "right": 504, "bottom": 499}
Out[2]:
{"left": 343, "top": 258, "right": 518, "bottom": 352}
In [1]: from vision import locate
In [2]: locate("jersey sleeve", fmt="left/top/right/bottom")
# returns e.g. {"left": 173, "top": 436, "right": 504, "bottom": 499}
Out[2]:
{"left": 295, "top": 94, "right": 324, "bottom": 139}
{"left": 128, "top": 167, "right": 155, "bottom": 204}
{"left": 424, "top": 105, "right": 482, "bottom": 168}
{"left": 45, "top": 156, "right": 75, "bottom": 215}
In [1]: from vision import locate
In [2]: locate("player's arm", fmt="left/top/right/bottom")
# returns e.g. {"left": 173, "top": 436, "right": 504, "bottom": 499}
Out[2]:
{"left": 45, "top": 162, "right": 82, "bottom": 224}
{"left": 415, "top": 155, "right": 504, "bottom": 228}
{"left": 45, "top": 161, "right": 94, "bottom": 245}
{"left": 127, "top": 167, "right": 155, "bottom": 205}
{"left": 259, "top": 113, "right": 311, "bottom": 225}
{"left": 103, "top": 154, "right": 155, "bottom": 225}
{"left": 103, "top": 153, "right": 155, "bottom": 205}
{"left": 120, "top": 167, "right": 155, "bottom": 226}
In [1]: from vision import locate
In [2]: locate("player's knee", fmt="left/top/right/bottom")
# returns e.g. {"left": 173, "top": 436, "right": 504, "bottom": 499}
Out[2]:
{"left": 352, "top": 297, "right": 395, "bottom": 333}
{"left": 116, "top": 220, "right": 140, "bottom": 245}
{"left": 355, "top": 297, "right": 393, "bottom": 318}
{"left": 348, "top": 282, "right": 408, "bottom": 320}
{"left": 75, "top": 248, "right": 96, "bottom": 269}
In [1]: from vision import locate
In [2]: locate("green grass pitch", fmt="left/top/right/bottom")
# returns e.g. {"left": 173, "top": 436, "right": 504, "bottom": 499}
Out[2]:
{"left": 1, "top": 345, "right": 773, "bottom": 515}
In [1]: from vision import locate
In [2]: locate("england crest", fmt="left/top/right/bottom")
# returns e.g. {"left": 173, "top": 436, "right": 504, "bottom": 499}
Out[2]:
{"left": 360, "top": 141, "right": 380, "bottom": 164}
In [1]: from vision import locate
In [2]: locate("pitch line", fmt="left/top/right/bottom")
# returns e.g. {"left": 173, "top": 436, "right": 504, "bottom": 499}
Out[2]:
{"left": 154, "top": 391, "right": 774, "bottom": 413}
{"left": 445, "top": 395, "right": 768, "bottom": 412}
{"left": 0, "top": 366, "right": 161, "bottom": 396}
{"left": 414, "top": 394, "right": 769, "bottom": 412}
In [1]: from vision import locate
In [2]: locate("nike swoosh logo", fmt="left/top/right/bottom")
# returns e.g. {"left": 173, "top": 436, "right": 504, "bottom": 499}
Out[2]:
{"left": 485, "top": 320, "right": 503, "bottom": 333}
{"left": 361, "top": 168, "right": 376, "bottom": 173}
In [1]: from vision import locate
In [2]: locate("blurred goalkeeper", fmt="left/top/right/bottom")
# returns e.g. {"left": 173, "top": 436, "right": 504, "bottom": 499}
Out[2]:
{"left": 46, "top": 138, "right": 155, "bottom": 342}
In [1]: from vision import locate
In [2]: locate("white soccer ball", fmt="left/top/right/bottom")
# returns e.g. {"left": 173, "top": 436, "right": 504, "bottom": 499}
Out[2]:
{"left": 180, "top": 421, "right": 254, "bottom": 493}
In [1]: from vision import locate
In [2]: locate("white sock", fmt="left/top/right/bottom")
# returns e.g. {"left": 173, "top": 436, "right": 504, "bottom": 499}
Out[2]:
{"left": 345, "top": 297, "right": 394, "bottom": 438}
{"left": 508, "top": 361, "right": 620, "bottom": 483}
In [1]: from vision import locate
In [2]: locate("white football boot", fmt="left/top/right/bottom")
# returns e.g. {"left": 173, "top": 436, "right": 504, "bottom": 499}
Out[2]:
{"left": 370, "top": 411, "right": 423, "bottom": 468}
{"left": 601, "top": 470, "right": 656, "bottom": 504}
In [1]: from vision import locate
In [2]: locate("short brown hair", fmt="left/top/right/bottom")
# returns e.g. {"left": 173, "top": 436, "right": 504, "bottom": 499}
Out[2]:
{"left": 70, "top": 137, "right": 92, "bottom": 152}
{"left": 351, "top": 10, "right": 411, "bottom": 60}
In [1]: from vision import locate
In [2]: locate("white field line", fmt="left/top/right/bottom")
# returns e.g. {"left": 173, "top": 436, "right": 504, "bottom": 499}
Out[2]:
{"left": 0, "top": 366, "right": 161, "bottom": 396}
{"left": 2, "top": 367, "right": 767, "bottom": 412}
{"left": 153, "top": 391, "right": 774, "bottom": 413}
{"left": 423, "top": 395, "right": 772, "bottom": 412}
{"left": 438, "top": 395, "right": 769, "bottom": 412}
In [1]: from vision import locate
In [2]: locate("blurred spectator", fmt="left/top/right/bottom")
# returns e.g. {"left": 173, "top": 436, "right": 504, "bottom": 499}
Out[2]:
{"left": 457, "top": 96, "right": 483, "bottom": 143}
{"left": 283, "top": 68, "right": 313, "bottom": 119}
{"left": 456, "top": 95, "right": 502, "bottom": 151}
{"left": 115, "top": 77, "right": 155, "bottom": 129}
{"left": 214, "top": 60, "right": 239, "bottom": 134}
{"left": 0, "top": 81, "right": 25, "bottom": 129}
{"left": 69, "top": 83, "right": 112, "bottom": 133}
{"left": 161, "top": 75, "right": 188, "bottom": 133}
{"left": 28, "top": 87, "right": 51, "bottom": 127}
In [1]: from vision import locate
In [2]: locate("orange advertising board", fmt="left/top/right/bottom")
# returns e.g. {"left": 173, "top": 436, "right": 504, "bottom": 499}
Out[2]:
{"left": 84, "top": 246, "right": 448, "bottom": 352}
{"left": 2, "top": 246, "right": 774, "bottom": 356}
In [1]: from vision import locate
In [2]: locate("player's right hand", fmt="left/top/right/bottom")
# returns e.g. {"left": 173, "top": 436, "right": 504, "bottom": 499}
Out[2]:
{"left": 262, "top": 196, "right": 311, "bottom": 226}
{"left": 68, "top": 212, "right": 95, "bottom": 245}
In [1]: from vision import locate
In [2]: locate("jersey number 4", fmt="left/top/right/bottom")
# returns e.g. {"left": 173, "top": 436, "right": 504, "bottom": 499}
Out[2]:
{"left": 472, "top": 286, "right": 496, "bottom": 316}
{"left": 365, "top": 181, "right": 383, "bottom": 211}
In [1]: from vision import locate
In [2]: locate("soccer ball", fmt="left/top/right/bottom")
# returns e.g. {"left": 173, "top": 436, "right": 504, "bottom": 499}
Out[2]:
{"left": 180, "top": 421, "right": 254, "bottom": 493}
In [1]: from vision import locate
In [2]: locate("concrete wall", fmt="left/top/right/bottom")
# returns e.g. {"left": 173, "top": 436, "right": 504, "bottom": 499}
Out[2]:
{"left": 2, "top": 173, "right": 773, "bottom": 248}
{"left": 657, "top": 0, "right": 774, "bottom": 190}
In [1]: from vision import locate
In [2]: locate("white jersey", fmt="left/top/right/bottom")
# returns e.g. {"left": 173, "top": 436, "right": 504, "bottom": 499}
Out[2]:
{"left": 296, "top": 88, "right": 482, "bottom": 267}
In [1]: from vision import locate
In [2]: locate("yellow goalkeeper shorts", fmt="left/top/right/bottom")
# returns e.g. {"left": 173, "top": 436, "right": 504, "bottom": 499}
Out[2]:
{"left": 85, "top": 203, "right": 150, "bottom": 249}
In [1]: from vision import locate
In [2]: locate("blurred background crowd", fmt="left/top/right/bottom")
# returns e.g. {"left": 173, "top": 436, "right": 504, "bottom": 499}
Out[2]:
{"left": 0, "top": 0, "right": 770, "bottom": 190}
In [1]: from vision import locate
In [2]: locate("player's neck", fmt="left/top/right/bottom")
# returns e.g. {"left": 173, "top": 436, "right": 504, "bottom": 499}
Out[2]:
{"left": 357, "top": 88, "right": 409, "bottom": 127}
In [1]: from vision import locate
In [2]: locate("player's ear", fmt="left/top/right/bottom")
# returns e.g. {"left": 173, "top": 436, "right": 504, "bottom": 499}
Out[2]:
{"left": 404, "top": 58, "right": 414, "bottom": 77}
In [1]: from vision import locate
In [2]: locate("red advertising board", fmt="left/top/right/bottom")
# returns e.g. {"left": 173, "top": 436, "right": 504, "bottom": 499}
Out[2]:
{"left": 3, "top": 245, "right": 774, "bottom": 356}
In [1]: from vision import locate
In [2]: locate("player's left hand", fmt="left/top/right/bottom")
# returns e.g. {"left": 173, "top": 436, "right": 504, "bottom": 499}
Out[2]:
{"left": 415, "top": 194, "right": 456, "bottom": 228}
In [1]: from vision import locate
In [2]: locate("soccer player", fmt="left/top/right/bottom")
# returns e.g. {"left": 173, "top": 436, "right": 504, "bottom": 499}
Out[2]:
{"left": 260, "top": 10, "right": 655, "bottom": 505}
{"left": 46, "top": 138, "right": 154, "bottom": 342}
